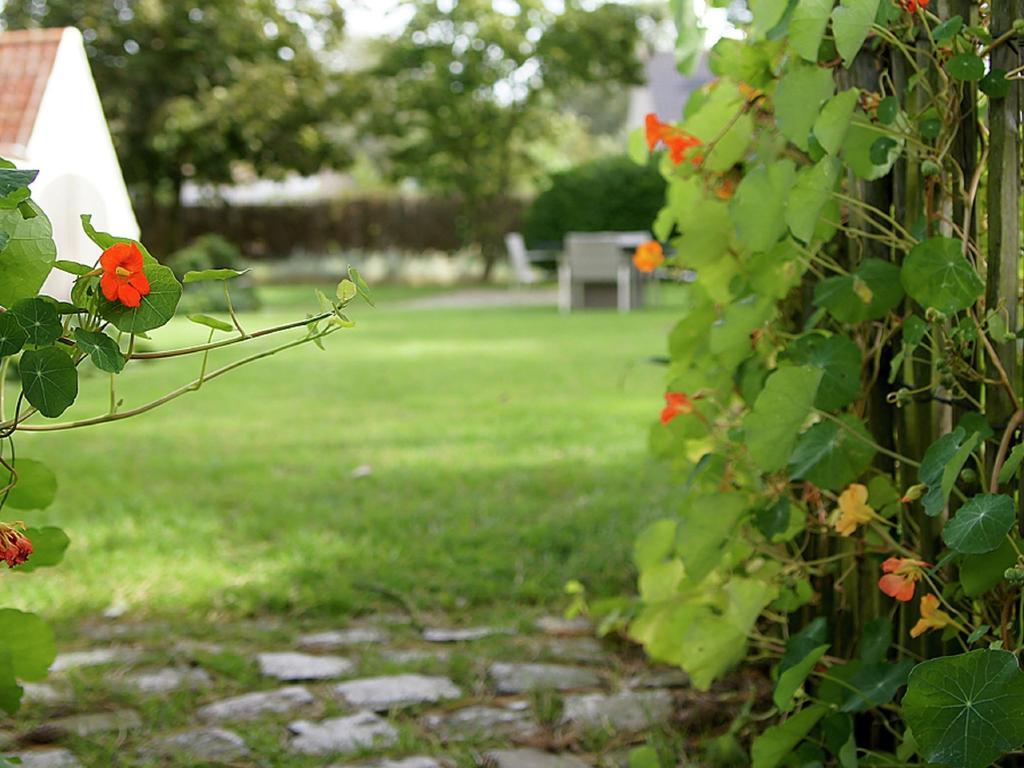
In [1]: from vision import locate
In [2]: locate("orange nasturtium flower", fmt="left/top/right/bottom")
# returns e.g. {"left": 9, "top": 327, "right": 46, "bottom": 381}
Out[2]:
{"left": 833, "top": 483, "right": 877, "bottom": 536}
{"left": 900, "top": 0, "right": 929, "bottom": 11}
{"left": 878, "top": 557, "right": 929, "bottom": 602}
{"left": 661, "top": 392, "right": 694, "bottom": 425}
{"left": 633, "top": 241, "right": 665, "bottom": 273}
{"left": 645, "top": 113, "right": 703, "bottom": 166}
{"left": 100, "top": 242, "right": 151, "bottom": 308}
{"left": 910, "top": 593, "right": 955, "bottom": 638}
{"left": 0, "top": 523, "right": 32, "bottom": 568}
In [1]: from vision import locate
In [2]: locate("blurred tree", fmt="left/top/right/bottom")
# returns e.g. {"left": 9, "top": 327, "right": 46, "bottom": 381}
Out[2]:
{"left": 363, "top": 0, "right": 648, "bottom": 278}
{"left": 0, "top": 0, "right": 347, "bottom": 250}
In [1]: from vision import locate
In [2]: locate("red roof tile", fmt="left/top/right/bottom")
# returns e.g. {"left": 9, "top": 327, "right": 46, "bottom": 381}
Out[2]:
{"left": 0, "top": 28, "right": 64, "bottom": 157}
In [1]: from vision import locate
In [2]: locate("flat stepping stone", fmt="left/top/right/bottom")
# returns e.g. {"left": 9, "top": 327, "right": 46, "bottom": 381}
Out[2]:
{"left": 542, "top": 638, "right": 608, "bottom": 665}
{"left": 124, "top": 667, "right": 212, "bottom": 694}
{"left": 50, "top": 648, "right": 142, "bottom": 672}
{"left": 25, "top": 710, "right": 141, "bottom": 742}
{"left": 288, "top": 710, "right": 398, "bottom": 756}
{"left": 627, "top": 670, "right": 689, "bottom": 689}
{"left": 330, "top": 758, "right": 440, "bottom": 768}
{"left": 257, "top": 652, "right": 354, "bottom": 681}
{"left": 299, "top": 627, "right": 389, "bottom": 649}
{"left": 488, "top": 663, "right": 601, "bottom": 694}
{"left": 197, "top": 685, "right": 315, "bottom": 722}
{"left": 484, "top": 749, "right": 590, "bottom": 768}
{"left": 535, "top": 616, "right": 593, "bottom": 637}
{"left": 21, "top": 683, "right": 71, "bottom": 707}
{"left": 560, "top": 691, "right": 673, "bottom": 732}
{"left": 141, "top": 727, "right": 250, "bottom": 762}
{"left": 6, "top": 749, "right": 82, "bottom": 768}
{"left": 380, "top": 648, "right": 450, "bottom": 664}
{"left": 424, "top": 704, "right": 540, "bottom": 740}
{"left": 423, "top": 626, "right": 506, "bottom": 643}
{"left": 333, "top": 674, "right": 461, "bottom": 710}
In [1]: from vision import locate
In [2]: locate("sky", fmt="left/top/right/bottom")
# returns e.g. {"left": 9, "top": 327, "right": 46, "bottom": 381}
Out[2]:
{"left": 341, "top": 0, "right": 736, "bottom": 45}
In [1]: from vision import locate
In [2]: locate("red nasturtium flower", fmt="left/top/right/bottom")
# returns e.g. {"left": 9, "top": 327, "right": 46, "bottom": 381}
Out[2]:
{"left": 900, "top": 0, "right": 929, "bottom": 12}
{"left": 0, "top": 522, "right": 32, "bottom": 568}
{"left": 910, "top": 593, "right": 955, "bottom": 638}
{"left": 645, "top": 113, "right": 703, "bottom": 166}
{"left": 878, "top": 557, "right": 929, "bottom": 602}
{"left": 633, "top": 241, "right": 665, "bottom": 273}
{"left": 100, "top": 242, "right": 151, "bottom": 308}
{"left": 661, "top": 392, "right": 694, "bottom": 425}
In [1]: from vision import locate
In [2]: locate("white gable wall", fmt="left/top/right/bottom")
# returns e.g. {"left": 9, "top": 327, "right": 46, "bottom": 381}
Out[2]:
{"left": 25, "top": 27, "right": 139, "bottom": 299}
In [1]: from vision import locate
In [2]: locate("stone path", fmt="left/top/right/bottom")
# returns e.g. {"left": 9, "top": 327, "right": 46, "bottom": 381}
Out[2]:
{"left": 0, "top": 613, "right": 692, "bottom": 768}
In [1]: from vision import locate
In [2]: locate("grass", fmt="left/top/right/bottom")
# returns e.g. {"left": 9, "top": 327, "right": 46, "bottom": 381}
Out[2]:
{"left": 1, "top": 283, "right": 681, "bottom": 630}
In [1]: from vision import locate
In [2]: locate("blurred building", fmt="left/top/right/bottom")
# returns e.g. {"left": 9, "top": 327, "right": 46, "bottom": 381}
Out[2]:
{"left": 626, "top": 52, "right": 713, "bottom": 129}
{"left": 0, "top": 27, "right": 138, "bottom": 298}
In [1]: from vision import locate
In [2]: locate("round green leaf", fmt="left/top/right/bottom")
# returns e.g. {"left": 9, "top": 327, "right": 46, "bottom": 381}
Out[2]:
{"left": 73, "top": 328, "right": 125, "bottom": 373}
{"left": 843, "top": 114, "right": 902, "bottom": 180}
{"left": 775, "top": 66, "right": 835, "bottom": 150}
{"left": 744, "top": 365, "right": 824, "bottom": 472}
{"left": 731, "top": 160, "right": 797, "bottom": 252}
{"left": 0, "top": 200, "right": 56, "bottom": 308}
{"left": 981, "top": 68, "right": 1011, "bottom": 100}
{"left": 960, "top": 539, "right": 1017, "bottom": 597}
{"left": 814, "top": 258, "right": 904, "bottom": 323}
{"left": 18, "top": 346, "right": 78, "bottom": 418}
{"left": 782, "top": 333, "right": 862, "bottom": 411}
{"left": 789, "top": 0, "right": 835, "bottom": 61}
{"left": 0, "top": 312, "right": 27, "bottom": 357}
{"left": 814, "top": 89, "right": 860, "bottom": 155}
{"left": 902, "top": 237, "right": 984, "bottom": 314}
{"left": 942, "top": 493, "right": 1016, "bottom": 554}
{"left": 0, "top": 609, "right": 56, "bottom": 681}
{"left": 920, "top": 117, "right": 942, "bottom": 140}
{"left": 10, "top": 297, "right": 61, "bottom": 348}
{"left": 788, "top": 414, "right": 876, "bottom": 491}
{"left": 5, "top": 458, "right": 56, "bottom": 511}
{"left": 947, "top": 53, "right": 985, "bottom": 81}
{"left": 932, "top": 15, "right": 963, "bottom": 43}
{"left": 904, "top": 650, "right": 1024, "bottom": 768}
{"left": 17, "top": 527, "right": 70, "bottom": 572}
{"left": 831, "top": 0, "right": 881, "bottom": 66}
{"left": 876, "top": 96, "right": 899, "bottom": 125}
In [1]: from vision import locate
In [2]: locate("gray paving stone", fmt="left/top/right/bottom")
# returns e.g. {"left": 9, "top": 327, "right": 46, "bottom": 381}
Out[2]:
{"left": 288, "top": 710, "right": 398, "bottom": 756}
{"left": 25, "top": 710, "right": 141, "bottom": 742}
{"left": 197, "top": 685, "right": 315, "bottom": 722}
{"left": 257, "top": 651, "right": 355, "bottom": 681}
{"left": 424, "top": 704, "right": 540, "bottom": 740}
{"left": 484, "top": 749, "right": 591, "bottom": 768}
{"left": 422, "top": 626, "right": 507, "bottom": 643}
{"left": 333, "top": 674, "right": 462, "bottom": 710}
{"left": 542, "top": 638, "right": 608, "bottom": 665}
{"left": 380, "top": 648, "right": 450, "bottom": 664}
{"left": 49, "top": 648, "right": 143, "bottom": 672}
{"left": 330, "top": 758, "right": 440, "bottom": 768}
{"left": 21, "top": 683, "right": 71, "bottom": 706}
{"left": 535, "top": 616, "right": 593, "bottom": 637}
{"left": 560, "top": 691, "right": 674, "bottom": 732}
{"left": 5, "top": 749, "right": 82, "bottom": 768}
{"left": 488, "top": 663, "right": 601, "bottom": 694}
{"left": 141, "top": 727, "right": 250, "bottom": 762}
{"left": 298, "top": 627, "right": 389, "bottom": 649}
{"left": 123, "top": 667, "right": 212, "bottom": 694}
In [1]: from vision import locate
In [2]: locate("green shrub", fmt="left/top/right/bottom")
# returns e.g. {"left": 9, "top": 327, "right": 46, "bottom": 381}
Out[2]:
{"left": 165, "top": 234, "right": 260, "bottom": 313}
{"left": 523, "top": 155, "right": 665, "bottom": 247}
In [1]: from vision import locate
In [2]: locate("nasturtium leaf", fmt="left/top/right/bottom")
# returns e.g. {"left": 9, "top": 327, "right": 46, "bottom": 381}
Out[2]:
{"left": 744, "top": 365, "right": 823, "bottom": 472}
{"left": 73, "top": 328, "right": 125, "bottom": 373}
{"left": 831, "top": 0, "right": 880, "bottom": 66}
{"left": 337, "top": 278, "right": 358, "bottom": 303}
{"left": 843, "top": 114, "right": 902, "bottom": 180}
{"left": 5, "top": 458, "right": 56, "bottom": 511}
{"left": 708, "top": 37, "right": 779, "bottom": 89}
{"left": 634, "top": 519, "right": 678, "bottom": 570}
{"left": 876, "top": 96, "right": 899, "bottom": 125}
{"left": 18, "top": 346, "right": 78, "bottom": 418}
{"left": 932, "top": 14, "right": 963, "bottom": 42}
{"left": 639, "top": 558, "right": 684, "bottom": 603}
{"left": 787, "top": 157, "right": 841, "bottom": 243}
{"left": 821, "top": 658, "right": 914, "bottom": 712}
{"left": 981, "top": 68, "right": 1011, "bottom": 99}
{"left": 998, "top": 442, "right": 1024, "bottom": 485}
{"left": 0, "top": 231, "right": 7, "bottom": 252}
{"left": 0, "top": 652, "right": 23, "bottom": 715}
{"left": 627, "top": 745, "right": 660, "bottom": 768}
{"left": 960, "top": 538, "right": 1017, "bottom": 597}
{"left": 188, "top": 314, "right": 234, "bottom": 333}
{"left": 80, "top": 213, "right": 121, "bottom": 249}
{"left": 0, "top": 312, "right": 28, "bottom": 357}
{"left": 788, "top": 414, "right": 876, "bottom": 491}
{"left": 0, "top": 609, "right": 56, "bottom": 680}
{"left": 902, "top": 237, "right": 984, "bottom": 315}
{"left": 859, "top": 617, "right": 892, "bottom": 664}
{"left": 756, "top": 498, "right": 805, "bottom": 542}
{"left": 708, "top": 296, "right": 775, "bottom": 370}
{"left": 10, "top": 297, "right": 61, "bottom": 348}
{"left": 775, "top": 644, "right": 828, "bottom": 710}
{"left": 814, "top": 89, "right": 860, "bottom": 155}
{"left": 16, "top": 527, "right": 69, "bottom": 572}
{"left": 348, "top": 266, "right": 375, "bottom": 307}
{"left": 775, "top": 66, "right": 835, "bottom": 150}
{"left": 682, "top": 80, "right": 755, "bottom": 172}
{"left": 751, "top": 0, "right": 790, "bottom": 36}
{"left": 789, "top": 0, "right": 834, "bottom": 61}
{"left": 0, "top": 201, "right": 57, "bottom": 308}
{"left": 731, "top": 160, "right": 797, "bottom": 252}
{"left": 752, "top": 704, "right": 828, "bottom": 768}
{"left": 781, "top": 618, "right": 828, "bottom": 673}
{"left": 52, "top": 260, "right": 93, "bottom": 276}
{"left": 0, "top": 167, "right": 36, "bottom": 207}
{"left": 781, "top": 333, "right": 861, "bottom": 411}
{"left": 942, "top": 494, "right": 1016, "bottom": 554}
{"left": 941, "top": 431, "right": 979, "bottom": 502}
{"left": 814, "top": 258, "right": 903, "bottom": 323}
{"left": 920, "top": 116, "right": 941, "bottom": 140}
{"left": 903, "top": 650, "right": 1024, "bottom": 768}
{"left": 947, "top": 53, "right": 985, "bottom": 81}
{"left": 919, "top": 428, "right": 967, "bottom": 516}
{"left": 98, "top": 255, "right": 182, "bottom": 334}
{"left": 675, "top": 494, "right": 749, "bottom": 584}
{"left": 182, "top": 268, "right": 250, "bottom": 283}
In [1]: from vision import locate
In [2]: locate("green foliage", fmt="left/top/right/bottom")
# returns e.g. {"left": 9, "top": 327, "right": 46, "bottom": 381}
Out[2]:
{"left": 166, "top": 234, "right": 260, "bottom": 313}
{"left": 524, "top": 156, "right": 666, "bottom": 247}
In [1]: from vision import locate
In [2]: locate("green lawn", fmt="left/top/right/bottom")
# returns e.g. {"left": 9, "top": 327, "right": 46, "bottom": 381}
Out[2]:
{"left": 1, "top": 285, "right": 679, "bottom": 627}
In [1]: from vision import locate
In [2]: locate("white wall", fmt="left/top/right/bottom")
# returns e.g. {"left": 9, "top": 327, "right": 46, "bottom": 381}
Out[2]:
{"left": 25, "top": 27, "right": 139, "bottom": 299}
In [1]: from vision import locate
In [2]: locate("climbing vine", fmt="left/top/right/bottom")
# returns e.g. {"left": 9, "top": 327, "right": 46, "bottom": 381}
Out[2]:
{"left": 617, "top": 0, "right": 1024, "bottom": 765}
{"left": 0, "top": 159, "right": 367, "bottom": 724}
